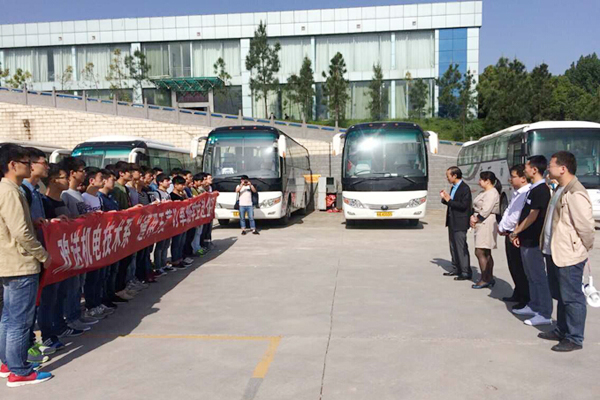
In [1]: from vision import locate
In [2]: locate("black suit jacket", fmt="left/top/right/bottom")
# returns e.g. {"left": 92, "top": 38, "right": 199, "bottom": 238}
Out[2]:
{"left": 442, "top": 181, "right": 473, "bottom": 232}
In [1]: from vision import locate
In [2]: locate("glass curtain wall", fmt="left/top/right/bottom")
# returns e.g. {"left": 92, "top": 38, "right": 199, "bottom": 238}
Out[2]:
{"left": 192, "top": 40, "right": 241, "bottom": 77}
{"left": 269, "top": 37, "right": 312, "bottom": 77}
{"left": 4, "top": 46, "right": 74, "bottom": 83}
{"left": 76, "top": 44, "right": 130, "bottom": 82}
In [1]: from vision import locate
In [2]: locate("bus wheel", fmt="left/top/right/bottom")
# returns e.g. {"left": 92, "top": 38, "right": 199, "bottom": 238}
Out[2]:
{"left": 218, "top": 219, "right": 230, "bottom": 226}
{"left": 407, "top": 219, "right": 419, "bottom": 227}
{"left": 500, "top": 194, "right": 509, "bottom": 217}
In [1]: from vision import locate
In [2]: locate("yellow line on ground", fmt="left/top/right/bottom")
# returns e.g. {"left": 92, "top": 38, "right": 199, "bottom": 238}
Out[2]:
{"left": 252, "top": 337, "right": 282, "bottom": 379}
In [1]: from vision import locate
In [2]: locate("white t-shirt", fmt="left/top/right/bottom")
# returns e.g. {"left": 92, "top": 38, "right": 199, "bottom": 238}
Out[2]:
{"left": 82, "top": 192, "right": 102, "bottom": 214}
{"left": 236, "top": 184, "right": 253, "bottom": 207}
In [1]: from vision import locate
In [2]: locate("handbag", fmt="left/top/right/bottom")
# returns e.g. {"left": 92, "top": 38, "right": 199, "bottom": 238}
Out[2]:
{"left": 582, "top": 260, "right": 600, "bottom": 308}
{"left": 234, "top": 193, "right": 240, "bottom": 210}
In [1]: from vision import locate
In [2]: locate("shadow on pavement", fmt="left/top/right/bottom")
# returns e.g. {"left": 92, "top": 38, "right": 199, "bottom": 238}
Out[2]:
{"left": 42, "top": 236, "right": 238, "bottom": 373}
{"left": 214, "top": 210, "right": 310, "bottom": 231}
{"left": 344, "top": 219, "right": 427, "bottom": 230}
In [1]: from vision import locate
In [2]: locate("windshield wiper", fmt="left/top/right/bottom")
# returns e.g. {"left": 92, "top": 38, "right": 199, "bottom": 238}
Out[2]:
{"left": 347, "top": 175, "right": 419, "bottom": 187}
{"left": 401, "top": 175, "right": 417, "bottom": 184}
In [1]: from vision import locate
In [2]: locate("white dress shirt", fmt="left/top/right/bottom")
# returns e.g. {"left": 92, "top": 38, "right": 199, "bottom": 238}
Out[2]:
{"left": 498, "top": 183, "right": 532, "bottom": 233}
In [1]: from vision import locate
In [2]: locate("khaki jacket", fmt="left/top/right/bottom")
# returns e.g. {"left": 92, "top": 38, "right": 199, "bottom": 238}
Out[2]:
{"left": 0, "top": 178, "right": 49, "bottom": 277}
{"left": 541, "top": 177, "right": 595, "bottom": 267}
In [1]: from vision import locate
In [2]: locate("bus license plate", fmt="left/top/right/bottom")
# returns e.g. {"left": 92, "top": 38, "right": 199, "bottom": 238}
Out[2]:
{"left": 377, "top": 212, "right": 393, "bottom": 217}
{"left": 233, "top": 211, "right": 239, "bottom": 217}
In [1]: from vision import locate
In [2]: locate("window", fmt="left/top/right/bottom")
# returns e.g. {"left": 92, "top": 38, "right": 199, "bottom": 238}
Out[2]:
{"left": 473, "top": 144, "right": 482, "bottom": 163}
{"left": 143, "top": 43, "right": 170, "bottom": 77}
{"left": 494, "top": 136, "right": 509, "bottom": 160}
{"left": 192, "top": 40, "right": 241, "bottom": 77}
{"left": 482, "top": 139, "right": 496, "bottom": 161}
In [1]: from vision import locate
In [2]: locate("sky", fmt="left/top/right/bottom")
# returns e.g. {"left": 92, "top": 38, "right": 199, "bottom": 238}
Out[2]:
{"left": 1, "top": 0, "right": 598, "bottom": 74}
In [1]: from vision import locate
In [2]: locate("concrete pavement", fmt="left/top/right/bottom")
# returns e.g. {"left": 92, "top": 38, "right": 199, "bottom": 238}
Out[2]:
{"left": 1, "top": 210, "right": 599, "bottom": 399}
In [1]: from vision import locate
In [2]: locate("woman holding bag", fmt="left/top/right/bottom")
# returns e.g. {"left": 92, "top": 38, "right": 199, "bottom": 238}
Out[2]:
{"left": 470, "top": 171, "right": 501, "bottom": 289}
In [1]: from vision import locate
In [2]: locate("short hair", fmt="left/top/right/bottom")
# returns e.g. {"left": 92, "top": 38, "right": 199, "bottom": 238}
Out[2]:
{"left": 152, "top": 167, "right": 163, "bottom": 174}
{"left": 105, "top": 164, "right": 116, "bottom": 173}
{"left": 0, "top": 144, "right": 29, "bottom": 174}
{"left": 193, "top": 172, "right": 207, "bottom": 182}
{"left": 155, "top": 173, "right": 170, "bottom": 184}
{"left": 182, "top": 170, "right": 192, "bottom": 176}
{"left": 42, "top": 163, "right": 67, "bottom": 186}
{"left": 447, "top": 166, "right": 462, "bottom": 179}
{"left": 83, "top": 167, "right": 102, "bottom": 187}
{"left": 240, "top": 174, "right": 249, "bottom": 180}
{"left": 509, "top": 164, "right": 526, "bottom": 178}
{"left": 552, "top": 151, "right": 577, "bottom": 175}
{"left": 172, "top": 175, "right": 186, "bottom": 185}
{"left": 170, "top": 167, "right": 183, "bottom": 176}
{"left": 24, "top": 147, "right": 46, "bottom": 162}
{"left": 59, "top": 156, "right": 86, "bottom": 174}
{"left": 527, "top": 155, "right": 547, "bottom": 175}
{"left": 116, "top": 161, "right": 132, "bottom": 176}
{"left": 101, "top": 168, "right": 116, "bottom": 180}
{"left": 129, "top": 163, "right": 141, "bottom": 173}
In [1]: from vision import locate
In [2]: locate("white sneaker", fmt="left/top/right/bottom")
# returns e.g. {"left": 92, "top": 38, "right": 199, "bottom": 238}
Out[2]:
{"left": 512, "top": 305, "right": 536, "bottom": 316}
{"left": 85, "top": 307, "right": 107, "bottom": 320}
{"left": 183, "top": 257, "right": 194, "bottom": 265}
{"left": 99, "top": 304, "right": 115, "bottom": 316}
{"left": 524, "top": 314, "right": 552, "bottom": 326}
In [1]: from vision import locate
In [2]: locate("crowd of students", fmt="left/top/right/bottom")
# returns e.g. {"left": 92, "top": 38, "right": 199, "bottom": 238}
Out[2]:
{"left": 0, "top": 143, "right": 214, "bottom": 387}
{"left": 442, "top": 151, "right": 595, "bottom": 352}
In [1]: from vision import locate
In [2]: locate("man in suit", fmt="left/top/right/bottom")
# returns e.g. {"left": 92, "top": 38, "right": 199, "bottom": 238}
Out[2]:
{"left": 440, "top": 166, "right": 473, "bottom": 280}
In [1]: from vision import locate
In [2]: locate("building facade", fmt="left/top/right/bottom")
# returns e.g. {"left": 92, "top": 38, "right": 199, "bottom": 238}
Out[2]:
{"left": 0, "top": 1, "right": 482, "bottom": 120}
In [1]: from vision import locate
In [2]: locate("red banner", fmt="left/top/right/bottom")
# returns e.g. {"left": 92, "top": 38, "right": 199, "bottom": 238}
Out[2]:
{"left": 40, "top": 192, "right": 218, "bottom": 289}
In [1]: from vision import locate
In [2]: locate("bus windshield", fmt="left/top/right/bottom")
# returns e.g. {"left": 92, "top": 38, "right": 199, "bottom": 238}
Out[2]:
{"left": 529, "top": 128, "right": 600, "bottom": 188}
{"left": 204, "top": 132, "right": 280, "bottom": 179}
{"left": 72, "top": 146, "right": 131, "bottom": 168}
{"left": 343, "top": 128, "right": 427, "bottom": 178}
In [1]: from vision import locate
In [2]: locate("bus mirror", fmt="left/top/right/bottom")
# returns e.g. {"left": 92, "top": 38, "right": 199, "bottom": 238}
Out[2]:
{"left": 129, "top": 148, "right": 146, "bottom": 163}
{"left": 49, "top": 149, "right": 71, "bottom": 163}
{"left": 332, "top": 133, "right": 344, "bottom": 156}
{"left": 278, "top": 136, "right": 287, "bottom": 158}
{"left": 427, "top": 131, "right": 439, "bottom": 154}
{"left": 190, "top": 136, "right": 208, "bottom": 159}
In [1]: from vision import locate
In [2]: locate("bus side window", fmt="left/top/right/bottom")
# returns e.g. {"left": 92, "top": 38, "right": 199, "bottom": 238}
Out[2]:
{"left": 508, "top": 140, "right": 521, "bottom": 167}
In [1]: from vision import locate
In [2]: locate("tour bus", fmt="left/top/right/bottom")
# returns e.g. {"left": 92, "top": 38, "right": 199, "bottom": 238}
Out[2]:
{"left": 332, "top": 122, "right": 437, "bottom": 226}
{"left": 201, "top": 125, "right": 312, "bottom": 225}
{"left": 71, "top": 136, "right": 202, "bottom": 172}
{"left": 457, "top": 121, "right": 600, "bottom": 220}
{"left": 0, "top": 139, "right": 70, "bottom": 163}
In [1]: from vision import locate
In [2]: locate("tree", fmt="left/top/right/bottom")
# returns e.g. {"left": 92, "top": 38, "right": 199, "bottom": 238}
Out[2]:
{"left": 124, "top": 50, "right": 151, "bottom": 99}
{"left": 245, "top": 21, "right": 281, "bottom": 118}
{"left": 458, "top": 69, "right": 478, "bottom": 135}
{"left": 287, "top": 57, "right": 315, "bottom": 120}
{"left": 106, "top": 48, "right": 131, "bottom": 101}
{"left": 477, "top": 57, "right": 531, "bottom": 133}
{"left": 408, "top": 77, "right": 428, "bottom": 119}
{"left": 528, "top": 63, "right": 554, "bottom": 122}
{"left": 436, "top": 64, "right": 462, "bottom": 119}
{"left": 367, "top": 63, "right": 389, "bottom": 120}
{"left": 548, "top": 75, "right": 590, "bottom": 120}
{"left": 6, "top": 68, "right": 32, "bottom": 89}
{"left": 213, "top": 57, "right": 233, "bottom": 110}
{"left": 322, "top": 52, "right": 350, "bottom": 123}
{"left": 56, "top": 65, "right": 73, "bottom": 91}
{"left": 0, "top": 63, "right": 9, "bottom": 81}
{"left": 80, "top": 62, "right": 100, "bottom": 98}
{"left": 565, "top": 53, "right": 600, "bottom": 95}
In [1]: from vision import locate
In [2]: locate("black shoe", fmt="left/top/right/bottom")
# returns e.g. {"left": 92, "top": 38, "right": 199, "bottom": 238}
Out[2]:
{"left": 512, "top": 302, "right": 527, "bottom": 310}
{"left": 538, "top": 331, "right": 563, "bottom": 342}
{"left": 502, "top": 295, "right": 519, "bottom": 302}
{"left": 252, "top": 230, "right": 260, "bottom": 235}
{"left": 241, "top": 230, "right": 247, "bottom": 235}
{"left": 551, "top": 339, "right": 582, "bottom": 352}
{"left": 111, "top": 296, "right": 129, "bottom": 303}
{"left": 472, "top": 279, "right": 496, "bottom": 289}
{"left": 443, "top": 271, "right": 459, "bottom": 276}
{"left": 454, "top": 274, "right": 472, "bottom": 281}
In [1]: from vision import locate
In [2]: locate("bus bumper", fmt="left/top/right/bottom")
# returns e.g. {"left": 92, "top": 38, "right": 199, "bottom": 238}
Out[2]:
{"left": 214, "top": 191, "right": 284, "bottom": 220}
{"left": 343, "top": 203, "right": 427, "bottom": 220}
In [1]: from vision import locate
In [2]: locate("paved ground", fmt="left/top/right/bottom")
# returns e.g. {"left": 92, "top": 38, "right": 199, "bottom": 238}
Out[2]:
{"left": 2, "top": 210, "right": 600, "bottom": 399}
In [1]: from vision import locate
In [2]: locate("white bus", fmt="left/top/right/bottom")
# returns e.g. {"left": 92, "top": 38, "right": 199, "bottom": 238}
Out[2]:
{"left": 0, "top": 139, "right": 70, "bottom": 163}
{"left": 457, "top": 121, "right": 600, "bottom": 220}
{"left": 71, "top": 136, "right": 202, "bottom": 172}
{"left": 202, "top": 125, "right": 312, "bottom": 225}
{"left": 333, "top": 122, "right": 436, "bottom": 226}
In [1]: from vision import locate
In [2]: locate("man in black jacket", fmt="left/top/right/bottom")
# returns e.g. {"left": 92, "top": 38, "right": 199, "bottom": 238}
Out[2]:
{"left": 440, "top": 166, "right": 473, "bottom": 280}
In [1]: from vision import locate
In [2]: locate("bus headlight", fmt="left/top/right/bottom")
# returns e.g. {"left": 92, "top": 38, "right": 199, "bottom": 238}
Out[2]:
{"left": 407, "top": 196, "right": 427, "bottom": 208}
{"left": 343, "top": 197, "right": 365, "bottom": 209}
{"left": 260, "top": 197, "right": 282, "bottom": 208}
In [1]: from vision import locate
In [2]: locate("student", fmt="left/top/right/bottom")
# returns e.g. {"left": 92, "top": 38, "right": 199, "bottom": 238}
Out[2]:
{"left": 153, "top": 174, "right": 173, "bottom": 275}
{"left": 539, "top": 152, "right": 595, "bottom": 352}
{"left": 0, "top": 144, "right": 53, "bottom": 387}
{"left": 170, "top": 176, "right": 193, "bottom": 269}
{"left": 510, "top": 156, "right": 553, "bottom": 326}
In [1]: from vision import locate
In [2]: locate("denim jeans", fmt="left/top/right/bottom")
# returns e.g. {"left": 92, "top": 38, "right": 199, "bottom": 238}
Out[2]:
{"left": 0, "top": 274, "right": 38, "bottom": 376}
{"left": 171, "top": 234, "right": 185, "bottom": 262}
{"left": 546, "top": 255, "right": 587, "bottom": 346}
{"left": 126, "top": 253, "right": 137, "bottom": 283}
{"left": 84, "top": 268, "right": 104, "bottom": 309}
{"left": 135, "top": 247, "right": 151, "bottom": 281}
{"left": 520, "top": 246, "right": 553, "bottom": 319}
{"left": 154, "top": 239, "right": 171, "bottom": 270}
{"left": 105, "top": 262, "right": 119, "bottom": 299}
{"left": 239, "top": 206, "right": 256, "bottom": 230}
{"left": 192, "top": 226, "right": 204, "bottom": 253}
{"left": 63, "top": 275, "right": 82, "bottom": 324}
